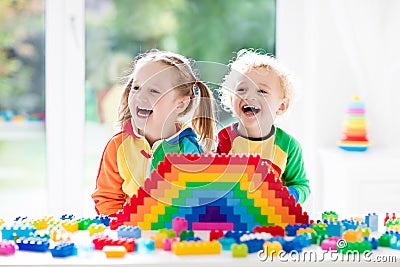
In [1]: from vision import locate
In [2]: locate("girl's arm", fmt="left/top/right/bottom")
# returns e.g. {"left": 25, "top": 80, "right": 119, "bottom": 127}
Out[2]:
{"left": 91, "top": 135, "right": 126, "bottom": 216}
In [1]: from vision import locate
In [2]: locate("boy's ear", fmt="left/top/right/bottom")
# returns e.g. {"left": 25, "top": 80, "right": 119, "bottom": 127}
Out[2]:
{"left": 276, "top": 98, "right": 289, "bottom": 115}
{"left": 175, "top": 96, "right": 191, "bottom": 113}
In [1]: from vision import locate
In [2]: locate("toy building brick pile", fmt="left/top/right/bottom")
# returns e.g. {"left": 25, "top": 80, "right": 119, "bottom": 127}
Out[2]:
{"left": 1, "top": 154, "right": 400, "bottom": 259}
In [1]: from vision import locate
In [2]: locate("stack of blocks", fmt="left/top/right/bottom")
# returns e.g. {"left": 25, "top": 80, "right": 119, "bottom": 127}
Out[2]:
{"left": 110, "top": 154, "right": 309, "bottom": 231}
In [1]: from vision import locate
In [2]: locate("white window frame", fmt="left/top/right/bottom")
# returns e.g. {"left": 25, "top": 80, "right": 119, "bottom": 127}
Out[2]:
{"left": 45, "top": 0, "right": 85, "bottom": 215}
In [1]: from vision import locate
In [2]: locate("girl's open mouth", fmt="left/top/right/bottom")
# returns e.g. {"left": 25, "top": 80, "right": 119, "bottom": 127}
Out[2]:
{"left": 242, "top": 105, "right": 260, "bottom": 116}
{"left": 136, "top": 107, "right": 153, "bottom": 118}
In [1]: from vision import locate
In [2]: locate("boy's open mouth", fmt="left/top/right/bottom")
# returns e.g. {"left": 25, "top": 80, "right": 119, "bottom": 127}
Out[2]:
{"left": 137, "top": 107, "right": 153, "bottom": 118}
{"left": 242, "top": 105, "right": 260, "bottom": 116}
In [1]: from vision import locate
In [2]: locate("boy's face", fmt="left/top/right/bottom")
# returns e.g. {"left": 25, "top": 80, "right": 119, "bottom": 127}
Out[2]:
{"left": 231, "top": 67, "right": 288, "bottom": 137}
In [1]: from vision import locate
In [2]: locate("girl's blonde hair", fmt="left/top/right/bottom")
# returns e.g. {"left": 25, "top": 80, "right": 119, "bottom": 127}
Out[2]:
{"left": 220, "top": 49, "right": 295, "bottom": 111}
{"left": 117, "top": 49, "right": 215, "bottom": 152}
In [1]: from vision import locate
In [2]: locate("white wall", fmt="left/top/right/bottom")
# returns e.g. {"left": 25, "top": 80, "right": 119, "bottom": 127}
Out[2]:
{"left": 276, "top": 0, "right": 400, "bottom": 214}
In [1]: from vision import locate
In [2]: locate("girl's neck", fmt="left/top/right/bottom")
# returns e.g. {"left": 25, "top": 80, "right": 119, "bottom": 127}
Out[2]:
{"left": 140, "top": 124, "right": 178, "bottom": 147}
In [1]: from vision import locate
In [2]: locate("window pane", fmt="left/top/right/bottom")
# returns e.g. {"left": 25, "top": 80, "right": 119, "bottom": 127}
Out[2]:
{"left": 84, "top": 0, "right": 276, "bottom": 212}
{"left": 0, "top": 0, "right": 46, "bottom": 217}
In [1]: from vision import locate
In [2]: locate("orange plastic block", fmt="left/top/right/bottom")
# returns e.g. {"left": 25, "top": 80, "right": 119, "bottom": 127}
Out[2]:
{"left": 50, "top": 227, "right": 71, "bottom": 242}
{"left": 343, "top": 229, "right": 363, "bottom": 242}
{"left": 172, "top": 240, "right": 221, "bottom": 255}
{"left": 103, "top": 246, "right": 127, "bottom": 258}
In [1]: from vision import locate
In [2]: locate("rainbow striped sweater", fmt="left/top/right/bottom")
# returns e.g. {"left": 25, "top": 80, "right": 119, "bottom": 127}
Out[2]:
{"left": 217, "top": 123, "right": 310, "bottom": 204}
{"left": 92, "top": 120, "right": 203, "bottom": 216}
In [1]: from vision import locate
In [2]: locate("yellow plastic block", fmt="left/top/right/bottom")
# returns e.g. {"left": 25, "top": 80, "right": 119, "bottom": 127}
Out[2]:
{"left": 62, "top": 220, "right": 79, "bottom": 232}
{"left": 0, "top": 218, "right": 4, "bottom": 227}
{"left": 264, "top": 241, "right": 282, "bottom": 256}
{"left": 172, "top": 240, "right": 221, "bottom": 255}
{"left": 103, "top": 246, "right": 127, "bottom": 258}
{"left": 88, "top": 223, "right": 106, "bottom": 236}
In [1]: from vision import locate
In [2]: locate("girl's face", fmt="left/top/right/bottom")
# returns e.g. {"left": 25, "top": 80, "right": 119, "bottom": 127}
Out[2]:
{"left": 231, "top": 67, "right": 288, "bottom": 138}
{"left": 128, "top": 61, "right": 189, "bottom": 141}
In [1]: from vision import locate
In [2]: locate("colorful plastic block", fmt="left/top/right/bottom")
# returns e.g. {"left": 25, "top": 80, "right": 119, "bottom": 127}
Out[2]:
{"left": 378, "top": 234, "right": 395, "bottom": 247}
{"left": 172, "top": 240, "right": 221, "bottom": 255}
{"left": 263, "top": 241, "right": 282, "bottom": 256}
{"left": 50, "top": 227, "right": 71, "bottom": 242}
{"left": 1, "top": 224, "right": 36, "bottom": 240}
{"left": 0, "top": 218, "right": 4, "bottom": 227}
{"left": 117, "top": 225, "right": 142, "bottom": 239}
{"left": 356, "top": 227, "right": 370, "bottom": 238}
{"left": 111, "top": 154, "right": 309, "bottom": 231}
{"left": 77, "top": 218, "right": 93, "bottom": 230}
{"left": 225, "top": 230, "right": 251, "bottom": 243}
{"left": 218, "top": 237, "right": 236, "bottom": 250}
{"left": 179, "top": 230, "right": 194, "bottom": 241}
{"left": 326, "top": 222, "right": 344, "bottom": 237}
{"left": 88, "top": 223, "right": 106, "bottom": 236}
{"left": 162, "top": 237, "right": 179, "bottom": 251}
{"left": 232, "top": 243, "right": 248, "bottom": 257}
{"left": 240, "top": 232, "right": 272, "bottom": 242}
{"left": 172, "top": 217, "right": 188, "bottom": 235}
{"left": 364, "top": 237, "right": 378, "bottom": 250}
{"left": 337, "top": 240, "right": 372, "bottom": 254}
{"left": 60, "top": 214, "right": 75, "bottom": 221}
{"left": 322, "top": 211, "right": 338, "bottom": 221}
{"left": 31, "top": 216, "right": 54, "bottom": 230}
{"left": 241, "top": 238, "right": 264, "bottom": 253}
{"left": 365, "top": 213, "right": 378, "bottom": 232}
{"left": 0, "top": 241, "right": 16, "bottom": 256}
{"left": 103, "top": 246, "right": 127, "bottom": 258}
{"left": 93, "top": 215, "right": 110, "bottom": 226}
{"left": 16, "top": 237, "right": 49, "bottom": 252}
{"left": 210, "top": 229, "right": 224, "bottom": 241}
{"left": 158, "top": 228, "right": 176, "bottom": 238}
{"left": 253, "top": 225, "right": 284, "bottom": 236}
{"left": 285, "top": 224, "right": 308, "bottom": 236}
{"left": 92, "top": 236, "right": 135, "bottom": 252}
{"left": 321, "top": 236, "right": 340, "bottom": 251}
{"left": 136, "top": 239, "right": 155, "bottom": 253}
{"left": 62, "top": 220, "right": 79, "bottom": 232}
{"left": 50, "top": 242, "right": 77, "bottom": 258}
{"left": 343, "top": 229, "right": 363, "bottom": 242}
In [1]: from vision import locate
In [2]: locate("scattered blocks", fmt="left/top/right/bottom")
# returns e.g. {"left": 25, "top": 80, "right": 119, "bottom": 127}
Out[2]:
{"left": 136, "top": 239, "right": 155, "bottom": 253}
{"left": 343, "top": 229, "right": 363, "bottom": 242}
{"left": 326, "top": 221, "right": 344, "bottom": 237}
{"left": 179, "top": 230, "right": 194, "bottom": 241}
{"left": 92, "top": 236, "right": 135, "bottom": 252}
{"left": 172, "top": 240, "right": 221, "bottom": 255}
{"left": 0, "top": 241, "right": 16, "bottom": 256}
{"left": 232, "top": 243, "right": 248, "bottom": 257}
{"left": 321, "top": 237, "right": 340, "bottom": 251}
{"left": 162, "top": 237, "right": 179, "bottom": 251}
{"left": 77, "top": 218, "right": 93, "bottom": 230}
{"left": 209, "top": 229, "right": 224, "bottom": 241}
{"left": 253, "top": 225, "right": 284, "bottom": 237}
{"left": 322, "top": 211, "right": 338, "bottom": 221}
{"left": 93, "top": 215, "right": 110, "bottom": 226}
{"left": 62, "top": 220, "right": 79, "bottom": 232}
{"left": 103, "top": 246, "right": 127, "bottom": 258}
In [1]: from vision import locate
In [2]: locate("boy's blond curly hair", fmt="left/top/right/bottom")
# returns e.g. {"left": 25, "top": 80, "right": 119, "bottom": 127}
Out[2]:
{"left": 220, "top": 49, "right": 295, "bottom": 111}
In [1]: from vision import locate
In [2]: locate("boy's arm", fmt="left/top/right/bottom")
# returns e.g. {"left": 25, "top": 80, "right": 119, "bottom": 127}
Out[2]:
{"left": 91, "top": 136, "right": 126, "bottom": 216}
{"left": 282, "top": 138, "right": 311, "bottom": 204}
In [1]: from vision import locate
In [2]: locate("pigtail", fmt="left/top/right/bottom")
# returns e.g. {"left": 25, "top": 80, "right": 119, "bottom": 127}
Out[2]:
{"left": 116, "top": 77, "right": 133, "bottom": 130}
{"left": 192, "top": 81, "right": 215, "bottom": 153}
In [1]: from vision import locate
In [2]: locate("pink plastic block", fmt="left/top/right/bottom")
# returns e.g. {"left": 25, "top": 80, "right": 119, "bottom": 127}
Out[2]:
{"left": 172, "top": 217, "right": 188, "bottom": 236}
{"left": 321, "top": 237, "right": 340, "bottom": 251}
{"left": 0, "top": 241, "right": 16, "bottom": 256}
{"left": 192, "top": 222, "right": 234, "bottom": 231}
{"left": 162, "top": 237, "right": 179, "bottom": 251}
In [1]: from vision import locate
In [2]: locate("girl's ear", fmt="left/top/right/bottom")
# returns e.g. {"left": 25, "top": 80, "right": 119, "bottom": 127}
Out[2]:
{"left": 175, "top": 95, "right": 191, "bottom": 114}
{"left": 276, "top": 98, "right": 289, "bottom": 115}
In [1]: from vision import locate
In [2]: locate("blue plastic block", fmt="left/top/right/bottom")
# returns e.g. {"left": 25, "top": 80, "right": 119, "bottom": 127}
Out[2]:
{"left": 117, "top": 225, "right": 141, "bottom": 239}
{"left": 1, "top": 224, "right": 36, "bottom": 240}
{"left": 16, "top": 237, "right": 49, "bottom": 252}
{"left": 60, "top": 214, "right": 75, "bottom": 221}
{"left": 365, "top": 213, "right": 378, "bottom": 232}
{"left": 225, "top": 231, "right": 251, "bottom": 243}
{"left": 241, "top": 238, "right": 264, "bottom": 253}
{"left": 186, "top": 237, "right": 202, "bottom": 242}
{"left": 50, "top": 242, "right": 77, "bottom": 257}
{"left": 364, "top": 237, "right": 379, "bottom": 250}
{"left": 326, "top": 222, "right": 344, "bottom": 237}
{"left": 137, "top": 239, "right": 155, "bottom": 253}
{"left": 218, "top": 237, "right": 236, "bottom": 250}
{"left": 93, "top": 215, "right": 110, "bottom": 226}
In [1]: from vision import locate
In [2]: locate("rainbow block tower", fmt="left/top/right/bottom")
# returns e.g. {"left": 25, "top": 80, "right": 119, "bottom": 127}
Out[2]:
{"left": 338, "top": 96, "right": 370, "bottom": 152}
{"left": 110, "top": 154, "right": 309, "bottom": 231}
